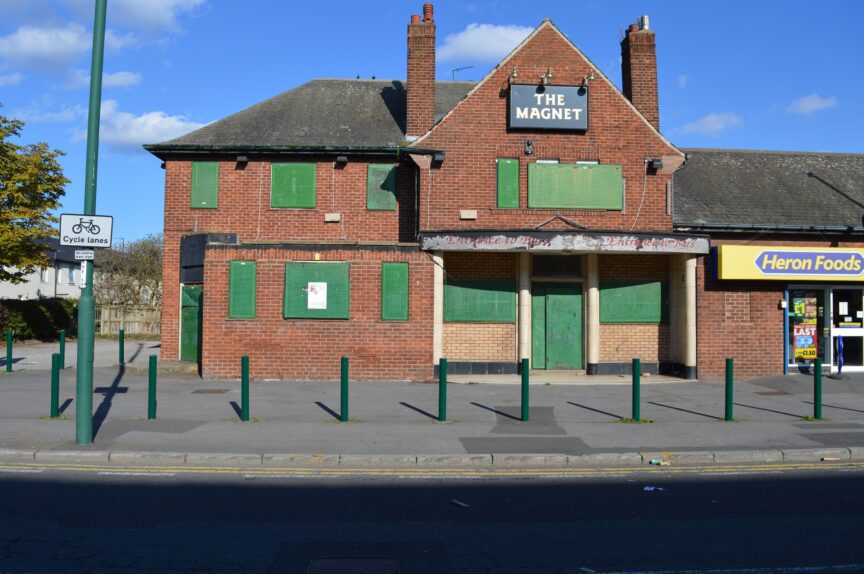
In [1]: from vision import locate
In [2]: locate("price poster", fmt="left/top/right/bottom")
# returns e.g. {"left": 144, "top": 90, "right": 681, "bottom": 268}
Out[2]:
{"left": 793, "top": 295, "right": 818, "bottom": 360}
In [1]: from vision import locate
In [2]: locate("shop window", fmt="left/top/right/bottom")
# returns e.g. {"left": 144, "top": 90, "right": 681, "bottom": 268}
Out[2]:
{"left": 528, "top": 163, "right": 622, "bottom": 210}
{"left": 191, "top": 162, "right": 219, "bottom": 208}
{"left": 496, "top": 158, "right": 519, "bottom": 208}
{"left": 444, "top": 280, "right": 516, "bottom": 322}
{"left": 229, "top": 261, "right": 257, "bottom": 319}
{"left": 600, "top": 281, "right": 668, "bottom": 323}
{"left": 367, "top": 164, "right": 397, "bottom": 210}
{"left": 283, "top": 262, "right": 349, "bottom": 319}
{"left": 271, "top": 163, "right": 316, "bottom": 208}
{"left": 381, "top": 262, "right": 408, "bottom": 321}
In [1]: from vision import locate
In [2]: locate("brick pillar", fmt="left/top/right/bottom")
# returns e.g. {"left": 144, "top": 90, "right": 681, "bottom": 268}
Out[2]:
{"left": 407, "top": 3, "right": 436, "bottom": 138}
{"left": 621, "top": 17, "right": 659, "bottom": 130}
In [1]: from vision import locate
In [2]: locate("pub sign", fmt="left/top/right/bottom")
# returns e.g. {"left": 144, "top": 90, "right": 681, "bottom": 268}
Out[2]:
{"left": 509, "top": 84, "right": 588, "bottom": 130}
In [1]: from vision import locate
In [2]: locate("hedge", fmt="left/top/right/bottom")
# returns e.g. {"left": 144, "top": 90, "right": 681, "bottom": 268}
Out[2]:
{"left": 0, "top": 298, "right": 78, "bottom": 341}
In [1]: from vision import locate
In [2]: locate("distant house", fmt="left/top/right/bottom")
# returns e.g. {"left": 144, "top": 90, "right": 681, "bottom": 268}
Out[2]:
{"left": 0, "top": 238, "right": 82, "bottom": 300}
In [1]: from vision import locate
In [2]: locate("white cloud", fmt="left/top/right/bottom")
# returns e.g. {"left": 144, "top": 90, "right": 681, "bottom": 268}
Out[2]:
{"left": 678, "top": 112, "right": 742, "bottom": 136}
{"left": 63, "top": 0, "right": 206, "bottom": 33}
{"left": 0, "top": 72, "right": 23, "bottom": 86}
{"left": 439, "top": 23, "right": 533, "bottom": 62}
{"left": 14, "top": 103, "right": 85, "bottom": 123}
{"left": 677, "top": 74, "right": 689, "bottom": 89}
{"left": 67, "top": 69, "right": 143, "bottom": 88}
{"left": 73, "top": 99, "right": 206, "bottom": 150}
{"left": 0, "top": 24, "right": 135, "bottom": 71}
{"left": 787, "top": 93, "right": 838, "bottom": 116}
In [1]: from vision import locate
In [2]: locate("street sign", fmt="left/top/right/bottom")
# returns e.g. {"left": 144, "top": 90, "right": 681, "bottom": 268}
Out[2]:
{"left": 75, "top": 250, "right": 95, "bottom": 261}
{"left": 59, "top": 213, "right": 113, "bottom": 248}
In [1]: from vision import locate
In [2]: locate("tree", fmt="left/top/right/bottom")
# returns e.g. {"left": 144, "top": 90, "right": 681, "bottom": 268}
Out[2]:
{"left": 93, "top": 235, "right": 163, "bottom": 309}
{"left": 0, "top": 109, "right": 68, "bottom": 283}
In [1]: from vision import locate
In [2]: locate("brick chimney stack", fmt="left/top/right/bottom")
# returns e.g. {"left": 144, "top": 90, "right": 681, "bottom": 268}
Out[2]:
{"left": 621, "top": 16, "right": 659, "bottom": 130}
{"left": 407, "top": 3, "right": 436, "bottom": 139}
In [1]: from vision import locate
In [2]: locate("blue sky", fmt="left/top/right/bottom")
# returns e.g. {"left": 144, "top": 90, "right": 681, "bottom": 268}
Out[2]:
{"left": 1, "top": 0, "right": 860, "bottom": 242}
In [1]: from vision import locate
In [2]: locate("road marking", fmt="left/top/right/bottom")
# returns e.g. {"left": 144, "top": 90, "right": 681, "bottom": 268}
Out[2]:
{"left": 0, "top": 468, "right": 43, "bottom": 474}
{"left": 97, "top": 472, "right": 176, "bottom": 477}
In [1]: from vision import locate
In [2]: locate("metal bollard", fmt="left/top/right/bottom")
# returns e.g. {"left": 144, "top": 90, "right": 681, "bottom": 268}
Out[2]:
{"left": 521, "top": 358, "right": 530, "bottom": 422}
{"left": 59, "top": 330, "right": 66, "bottom": 369}
{"left": 148, "top": 355, "right": 157, "bottom": 420}
{"left": 51, "top": 353, "right": 61, "bottom": 418}
{"left": 118, "top": 329, "right": 125, "bottom": 365}
{"left": 631, "top": 358, "right": 641, "bottom": 421}
{"left": 241, "top": 355, "right": 250, "bottom": 422}
{"left": 5, "top": 330, "right": 12, "bottom": 373}
{"left": 725, "top": 357, "right": 734, "bottom": 421}
{"left": 340, "top": 356, "right": 349, "bottom": 422}
{"left": 814, "top": 358, "right": 823, "bottom": 420}
{"left": 438, "top": 358, "right": 447, "bottom": 422}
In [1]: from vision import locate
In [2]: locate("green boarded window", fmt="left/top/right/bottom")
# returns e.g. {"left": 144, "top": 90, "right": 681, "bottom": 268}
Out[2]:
{"left": 367, "top": 164, "right": 397, "bottom": 210}
{"left": 381, "top": 262, "right": 409, "bottom": 321}
{"left": 229, "top": 261, "right": 256, "bottom": 319}
{"left": 600, "top": 281, "right": 668, "bottom": 324}
{"left": 497, "top": 158, "right": 519, "bottom": 208}
{"left": 191, "top": 162, "right": 218, "bottom": 209}
{"left": 528, "top": 163, "right": 622, "bottom": 209}
{"left": 444, "top": 280, "right": 516, "bottom": 322}
{"left": 271, "top": 163, "right": 316, "bottom": 208}
{"left": 283, "top": 262, "right": 349, "bottom": 319}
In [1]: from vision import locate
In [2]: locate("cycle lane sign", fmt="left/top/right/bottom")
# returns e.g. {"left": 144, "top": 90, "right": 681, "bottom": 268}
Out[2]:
{"left": 59, "top": 214, "right": 113, "bottom": 248}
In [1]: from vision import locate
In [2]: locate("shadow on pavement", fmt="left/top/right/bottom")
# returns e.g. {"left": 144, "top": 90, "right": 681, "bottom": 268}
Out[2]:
{"left": 92, "top": 366, "right": 126, "bottom": 439}
{"left": 470, "top": 402, "right": 520, "bottom": 421}
{"left": 314, "top": 401, "right": 341, "bottom": 422}
{"left": 566, "top": 401, "right": 621, "bottom": 420}
{"left": 398, "top": 401, "right": 438, "bottom": 422}
{"left": 733, "top": 402, "right": 802, "bottom": 419}
{"left": 647, "top": 401, "right": 720, "bottom": 420}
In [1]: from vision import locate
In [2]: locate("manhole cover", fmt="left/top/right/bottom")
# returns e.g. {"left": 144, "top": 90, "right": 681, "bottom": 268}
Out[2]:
{"left": 192, "top": 389, "right": 230, "bottom": 394}
{"left": 754, "top": 391, "right": 790, "bottom": 396}
{"left": 307, "top": 559, "right": 398, "bottom": 574}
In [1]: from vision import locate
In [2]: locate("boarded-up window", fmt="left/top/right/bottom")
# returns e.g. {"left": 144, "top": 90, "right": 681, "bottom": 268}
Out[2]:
{"left": 528, "top": 163, "right": 622, "bottom": 209}
{"left": 229, "top": 261, "right": 256, "bottom": 319}
{"left": 191, "top": 162, "right": 218, "bottom": 208}
{"left": 381, "top": 262, "right": 408, "bottom": 321}
{"left": 283, "top": 262, "right": 349, "bottom": 319}
{"left": 444, "top": 280, "right": 516, "bottom": 322}
{"left": 497, "top": 158, "right": 519, "bottom": 208}
{"left": 367, "top": 164, "right": 397, "bottom": 210}
{"left": 600, "top": 281, "right": 668, "bottom": 323}
{"left": 271, "top": 163, "right": 316, "bottom": 208}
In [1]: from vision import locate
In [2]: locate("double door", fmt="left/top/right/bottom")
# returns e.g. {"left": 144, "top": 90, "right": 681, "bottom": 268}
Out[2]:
{"left": 789, "top": 287, "right": 864, "bottom": 371}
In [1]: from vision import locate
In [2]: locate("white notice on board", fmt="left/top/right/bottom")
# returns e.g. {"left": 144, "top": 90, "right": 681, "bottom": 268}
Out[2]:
{"left": 839, "top": 302, "right": 849, "bottom": 315}
{"left": 307, "top": 282, "right": 327, "bottom": 309}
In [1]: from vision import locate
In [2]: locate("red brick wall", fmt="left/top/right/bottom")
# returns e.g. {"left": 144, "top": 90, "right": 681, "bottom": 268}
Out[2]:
{"left": 407, "top": 12, "right": 436, "bottom": 137}
{"left": 621, "top": 26, "right": 659, "bottom": 129}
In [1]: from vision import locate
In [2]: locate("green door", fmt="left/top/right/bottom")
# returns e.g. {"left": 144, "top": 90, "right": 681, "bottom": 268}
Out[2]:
{"left": 532, "top": 284, "right": 583, "bottom": 369}
{"left": 181, "top": 285, "right": 203, "bottom": 362}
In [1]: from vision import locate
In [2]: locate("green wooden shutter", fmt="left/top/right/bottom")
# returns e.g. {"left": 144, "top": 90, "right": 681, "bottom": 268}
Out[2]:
{"left": 367, "top": 164, "right": 397, "bottom": 210}
{"left": 600, "top": 281, "right": 668, "bottom": 323}
{"left": 497, "top": 158, "right": 519, "bottom": 208}
{"left": 191, "top": 162, "right": 218, "bottom": 208}
{"left": 528, "top": 163, "right": 623, "bottom": 209}
{"left": 229, "top": 261, "right": 256, "bottom": 319}
{"left": 271, "top": 163, "right": 316, "bottom": 208}
{"left": 381, "top": 262, "right": 409, "bottom": 321}
{"left": 444, "top": 280, "right": 517, "bottom": 322}
{"left": 283, "top": 262, "right": 350, "bottom": 319}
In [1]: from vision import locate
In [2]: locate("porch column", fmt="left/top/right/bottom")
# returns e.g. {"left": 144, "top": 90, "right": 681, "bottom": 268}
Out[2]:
{"left": 684, "top": 254, "right": 697, "bottom": 379}
{"left": 518, "top": 252, "right": 531, "bottom": 362}
{"left": 586, "top": 253, "right": 600, "bottom": 375}
{"left": 432, "top": 251, "right": 444, "bottom": 366}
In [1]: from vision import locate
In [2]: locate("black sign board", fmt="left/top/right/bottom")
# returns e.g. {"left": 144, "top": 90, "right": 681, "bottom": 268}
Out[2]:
{"left": 509, "top": 84, "right": 588, "bottom": 130}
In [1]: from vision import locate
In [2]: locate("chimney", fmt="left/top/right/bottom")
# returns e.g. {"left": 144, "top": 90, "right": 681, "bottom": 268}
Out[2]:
{"left": 407, "top": 3, "right": 436, "bottom": 139}
{"left": 621, "top": 16, "right": 659, "bottom": 129}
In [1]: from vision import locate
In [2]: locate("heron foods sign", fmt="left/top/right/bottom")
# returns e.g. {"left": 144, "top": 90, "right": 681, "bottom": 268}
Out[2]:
{"left": 509, "top": 84, "right": 588, "bottom": 130}
{"left": 716, "top": 245, "right": 864, "bottom": 281}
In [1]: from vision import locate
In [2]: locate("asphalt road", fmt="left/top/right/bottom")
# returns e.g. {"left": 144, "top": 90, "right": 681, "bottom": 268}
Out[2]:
{"left": 1, "top": 466, "right": 862, "bottom": 573}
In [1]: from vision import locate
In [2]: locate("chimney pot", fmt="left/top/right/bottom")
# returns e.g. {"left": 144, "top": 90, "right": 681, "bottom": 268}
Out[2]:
{"left": 423, "top": 3, "right": 434, "bottom": 22}
{"left": 628, "top": 23, "right": 638, "bottom": 33}
{"left": 411, "top": 14, "right": 421, "bottom": 24}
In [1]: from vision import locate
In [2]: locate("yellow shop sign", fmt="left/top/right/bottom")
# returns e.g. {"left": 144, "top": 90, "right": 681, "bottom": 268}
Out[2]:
{"left": 717, "top": 245, "right": 864, "bottom": 281}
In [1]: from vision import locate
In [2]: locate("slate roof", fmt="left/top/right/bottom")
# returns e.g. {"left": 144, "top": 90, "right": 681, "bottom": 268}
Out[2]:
{"left": 144, "top": 79, "right": 475, "bottom": 156}
{"left": 673, "top": 148, "right": 864, "bottom": 232}
{"left": 37, "top": 237, "right": 78, "bottom": 264}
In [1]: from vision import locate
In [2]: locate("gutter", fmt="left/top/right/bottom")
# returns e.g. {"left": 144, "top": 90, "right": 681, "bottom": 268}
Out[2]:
{"left": 142, "top": 144, "right": 444, "bottom": 161}
{"left": 674, "top": 222, "right": 864, "bottom": 233}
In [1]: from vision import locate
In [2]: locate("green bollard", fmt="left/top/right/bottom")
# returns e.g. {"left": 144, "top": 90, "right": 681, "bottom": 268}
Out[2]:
{"left": 5, "top": 330, "right": 12, "bottom": 373}
{"left": 521, "top": 358, "right": 530, "bottom": 422}
{"left": 241, "top": 356, "right": 250, "bottom": 422}
{"left": 725, "top": 357, "right": 734, "bottom": 422}
{"left": 148, "top": 355, "right": 157, "bottom": 420}
{"left": 59, "top": 330, "right": 66, "bottom": 369}
{"left": 118, "top": 329, "right": 125, "bottom": 365}
{"left": 340, "top": 356, "right": 349, "bottom": 422}
{"left": 631, "top": 358, "right": 641, "bottom": 422}
{"left": 814, "top": 358, "right": 823, "bottom": 420}
{"left": 51, "top": 353, "right": 61, "bottom": 418}
{"left": 438, "top": 358, "right": 447, "bottom": 422}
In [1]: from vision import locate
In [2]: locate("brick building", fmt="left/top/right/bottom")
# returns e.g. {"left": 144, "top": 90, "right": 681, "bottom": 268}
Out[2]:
{"left": 145, "top": 4, "right": 863, "bottom": 382}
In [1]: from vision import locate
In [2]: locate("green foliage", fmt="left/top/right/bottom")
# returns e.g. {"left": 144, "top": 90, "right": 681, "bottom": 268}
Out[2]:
{"left": 0, "top": 109, "right": 68, "bottom": 283}
{"left": 0, "top": 298, "right": 77, "bottom": 341}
